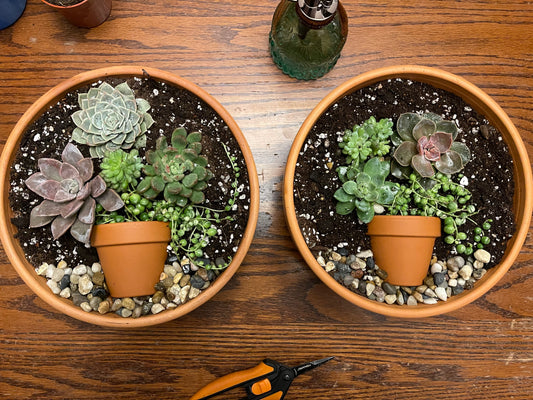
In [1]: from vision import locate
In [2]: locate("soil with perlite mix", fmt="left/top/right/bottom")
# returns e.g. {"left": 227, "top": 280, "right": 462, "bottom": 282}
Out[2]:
{"left": 9, "top": 76, "right": 251, "bottom": 271}
{"left": 294, "top": 78, "right": 515, "bottom": 269}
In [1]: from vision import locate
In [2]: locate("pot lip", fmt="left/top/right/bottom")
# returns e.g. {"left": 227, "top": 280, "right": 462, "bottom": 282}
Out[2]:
{"left": 91, "top": 221, "right": 171, "bottom": 247}
{"left": 0, "top": 66, "right": 260, "bottom": 328}
{"left": 41, "top": 0, "right": 91, "bottom": 9}
{"left": 283, "top": 64, "right": 533, "bottom": 318}
{"left": 367, "top": 215, "right": 441, "bottom": 237}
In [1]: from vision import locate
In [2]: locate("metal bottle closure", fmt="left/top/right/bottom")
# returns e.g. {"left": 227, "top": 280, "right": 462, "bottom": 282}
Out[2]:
{"left": 294, "top": 0, "right": 338, "bottom": 28}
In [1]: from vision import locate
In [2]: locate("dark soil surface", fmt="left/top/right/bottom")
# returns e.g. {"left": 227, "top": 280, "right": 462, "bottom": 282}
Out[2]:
{"left": 45, "top": 0, "right": 84, "bottom": 6}
{"left": 9, "top": 75, "right": 251, "bottom": 270}
{"left": 294, "top": 78, "right": 515, "bottom": 268}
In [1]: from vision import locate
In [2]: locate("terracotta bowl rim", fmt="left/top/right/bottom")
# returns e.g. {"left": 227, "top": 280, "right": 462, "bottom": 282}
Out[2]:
{"left": 283, "top": 64, "right": 532, "bottom": 318}
{"left": 0, "top": 66, "right": 260, "bottom": 328}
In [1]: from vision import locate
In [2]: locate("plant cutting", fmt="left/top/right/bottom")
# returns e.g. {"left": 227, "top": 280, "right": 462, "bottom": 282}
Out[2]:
{"left": 0, "top": 66, "right": 259, "bottom": 327}
{"left": 283, "top": 65, "right": 532, "bottom": 318}
{"left": 41, "top": 0, "right": 112, "bottom": 28}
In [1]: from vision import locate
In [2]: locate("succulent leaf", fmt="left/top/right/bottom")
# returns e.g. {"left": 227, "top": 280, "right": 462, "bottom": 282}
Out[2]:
{"left": 435, "top": 151, "right": 464, "bottom": 175}
{"left": 99, "top": 149, "right": 143, "bottom": 191}
{"left": 397, "top": 113, "right": 421, "bottom": 141}
{"left": 411, "top": 154, "right": 435, "bottom": 178}
{"left": 51, "top": 215, "right": 76, "bottom": 240}
{"left": 70, "top": 82, "right": 153, "bottom": 158}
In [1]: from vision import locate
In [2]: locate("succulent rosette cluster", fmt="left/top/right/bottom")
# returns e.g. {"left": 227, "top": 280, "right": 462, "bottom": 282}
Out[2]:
{"left": 393, "top": 112, "right": 471, "bottom": 177}
{"left": 25, "top": 143, "right": 123, "bottom": 244}
{"left": 71, "top": 82, "right": 154, "bottom": 158}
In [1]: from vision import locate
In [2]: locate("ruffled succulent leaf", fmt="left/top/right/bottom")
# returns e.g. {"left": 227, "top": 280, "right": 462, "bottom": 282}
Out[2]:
{"left": 412, "top": 119, "right": 436, "bottom": 141}
{"left": 397, "top": 113, "right": 421, "bottom": 141}
{"left": 336, "top": 199, "right": 356, "bottom": 215}
{"left": 196, "top": 155, "right": 208, "bottom": 168}
{"left": 193, "top": 181, "right": 207, "bottom": 192}
{"left": 334, "top": 187, "right": 353, "bottom": 203}
{"left": 190, "top": 191, "right": 205, "bottom": 204}
{"left": 429, "top": 131, "right": 453, "bottom": 153}
{"left": 70, "top": 219, "right": 92, "bottom": 244}
{"left": 136, "top": 177, "right": 152, "bottom": 194}
{"left": 411, "top": 154, "right": 435, "bottom": 177}
{"left": 186, "top": 131, "right": 202, "bottom": 144}
{"left": 151, "top": 175, "right": 166, "bottom": 192}
{"left": 377, "top": 181, "right": 400, "bottom": 204}
{"left": 166, "top": 182, "right": 183, "bottom": 195}
{"left": 355, "top": 199, "right": 374, "bottom": 223}
{"left": 363, "top": 157, "right": 389, "bottom": 185}
{"left": 450, "top": 141, "right": 471, "bottom": 164}
{"left": 51, "top": 214, "right": 76, "bottom": 240}
{"left": 171, "top": 127, "right": 188, "bottom": 150}
{"left": 436, "top": 120, "right": 458, "bottom": 139}
{"left": 417, "top": 136, "right": 441, "bottom": 162}
{"left": 182, "top": 173, "right": 198, "bottom": 188}
{"left": 393, "top": 141, "right": 417, "bottom": 166}
{"left": 435, "top": 151, "right": 464, "bottom": 175}
{"left": 342, "top": 180, "right": 358, "bottom": 196}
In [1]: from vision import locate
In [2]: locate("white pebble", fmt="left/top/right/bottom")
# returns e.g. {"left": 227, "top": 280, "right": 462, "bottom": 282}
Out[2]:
{"left": 72, "top": 265, "right": 87, "bottom": 275}
{"left": 46, "top": 280, "right": 60, "bottom": 294}
{"left": 59, "top": 287, "right": 71, "bottom": 298}
{"left": 36, "top": 263, "right": 49, "bottom": 276}
{"left": 431, "top": 263, "right": 443, "bottom": 274}
{"left": 80, "top": 302, "right": 92, "bottom": 312}
{"left": 407, "top": 295, "right": 418, "bottom": 306}
{"left": 473, "top": 260, "right": 485, "bottom": 270}
{"left": 151, "top": 303, "right": 165, "bottom": 314}
{"left": 356, "top": 250, "right": 373, "bottom": 259}
{"left": 78, "top": 274, "right": 93, "bottom": 295}
{"left": 448, "top": 278, "right": 458, "bottom": 287}
{"left": 325, "top": 261, "right": 335, "bottom": 272}
{"left": 57, "top": 260, "right": 67, "bottom": 269}
{"left": 459, "top": 264, "right": 473, "bottom": 280}
{"left": 423, "top": 298, "right": 438, "bottom": 305}
{"left": 366, "top": 282, "right": 375, "bottom": 297}
{"left": 45, "top": 264, "right": 56, "bottom": 279}
{"left": 435, "top": 287, "right": 448, "bottom": 301}
{"left": 91, "top": 263, "right": 102, "bottom": 273}
{"left": 385, "top": 294, "right": 397, "bottom": 304}
{"left": 51, "top": 268, "right": 65, "bottom": 283}
{"left": 70, "top": 274, "right": 80, "bottom": 284}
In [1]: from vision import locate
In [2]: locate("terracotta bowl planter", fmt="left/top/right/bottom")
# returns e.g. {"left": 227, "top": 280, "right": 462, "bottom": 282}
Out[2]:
{"left": 41, "top": 0, "right": 112, "bottom": 28}
{"left": 0, "top": 66, "right": 259, "bottom": 327}
{"left": 283, "top": 65, "right": 532, "bottom": 318}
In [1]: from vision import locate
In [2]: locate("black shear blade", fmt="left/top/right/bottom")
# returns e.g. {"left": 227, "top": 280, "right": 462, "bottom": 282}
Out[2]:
{"left": 293, "top": 356, "right": 334, "bottom": 376}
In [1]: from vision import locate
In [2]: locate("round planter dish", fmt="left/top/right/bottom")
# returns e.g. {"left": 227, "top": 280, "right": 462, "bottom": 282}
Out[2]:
{"left": 0, "top": 66, "right": 259, "bottom": 327}
{"left": 283, "top": 65, "right": 532, "bottom": 318}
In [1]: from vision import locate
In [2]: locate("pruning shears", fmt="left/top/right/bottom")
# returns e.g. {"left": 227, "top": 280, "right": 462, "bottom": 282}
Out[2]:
{"left": 189, "top": 357, "right": 334, "bottom": 400}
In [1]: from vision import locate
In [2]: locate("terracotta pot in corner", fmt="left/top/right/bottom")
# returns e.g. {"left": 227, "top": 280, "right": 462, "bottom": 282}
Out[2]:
{"left": 367, "top": 216, "right": 441, "bottom": 287}
{"left": 90, "top": 221, "right": 171, "bottom": 298}
{"left": 283, "top": 65, "right": 532, "bottom": 318}
{"left": 41, "top": 0, "right": 111, "bottom": 28}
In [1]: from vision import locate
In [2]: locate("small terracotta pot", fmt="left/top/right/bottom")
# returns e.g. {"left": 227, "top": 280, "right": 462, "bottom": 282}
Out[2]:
{"left": 0, "top": 66, "right": 259, "bottom": 327}
{"left": 284, "top": 65, "right": 532, "bottom": 318}
{"left": 41, "top": 0, "right": 111, "bottom": 28}
{"left": 91, "top": 221, "right": 171, "bottom": 298}
{"left": 367, "top": 216, "right": 441, "bottom": 286}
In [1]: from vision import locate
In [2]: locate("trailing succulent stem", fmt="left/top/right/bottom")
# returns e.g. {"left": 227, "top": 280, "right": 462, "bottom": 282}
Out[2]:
{"left": 71, "top": 82, "right": 154, "bottom": 158}
{"left": 25, "top": 143, "right": 123, "bottom": 243}
{"left": 137, "top": 127, "right": 214, "bottom": 207}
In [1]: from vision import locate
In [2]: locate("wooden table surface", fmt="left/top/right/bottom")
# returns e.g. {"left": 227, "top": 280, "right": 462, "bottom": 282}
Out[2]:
{"left": 1, "top": 0, "right": 532, "bottom": 398}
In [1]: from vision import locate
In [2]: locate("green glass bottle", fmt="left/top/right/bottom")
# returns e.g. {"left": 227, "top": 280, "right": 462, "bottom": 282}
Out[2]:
{"left": 269, "top": 0, "right": 348, "bottom": 80}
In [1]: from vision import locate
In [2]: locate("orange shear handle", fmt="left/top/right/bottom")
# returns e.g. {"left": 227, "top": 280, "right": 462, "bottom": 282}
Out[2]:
{"left": 190, "top": 361, "right": 275, "bottom": 400}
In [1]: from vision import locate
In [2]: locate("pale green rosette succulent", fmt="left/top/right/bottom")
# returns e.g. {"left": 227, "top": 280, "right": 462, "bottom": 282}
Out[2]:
{"left": 71, "top": 82, "right": 154, "bottom": 158}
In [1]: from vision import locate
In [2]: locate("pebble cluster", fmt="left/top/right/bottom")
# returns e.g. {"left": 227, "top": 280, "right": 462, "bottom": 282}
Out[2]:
{"left": 317, "top": 248, "right": 492, "bottom": 305}
{"left": 36, "top": 258, "right": 220, "bottom": 317}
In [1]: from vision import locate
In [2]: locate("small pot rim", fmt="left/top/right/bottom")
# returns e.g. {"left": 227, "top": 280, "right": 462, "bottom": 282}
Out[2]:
{"left": 283, "top": 65, "right": 533, "bottom": 318}
{"left": 0, "top": 66, "right": 260, "bottom": 328}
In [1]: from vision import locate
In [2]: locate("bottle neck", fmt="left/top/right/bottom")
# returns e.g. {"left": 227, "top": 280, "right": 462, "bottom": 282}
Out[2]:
{"left": 296, "top": 0, "right": 338, "bottom": 29}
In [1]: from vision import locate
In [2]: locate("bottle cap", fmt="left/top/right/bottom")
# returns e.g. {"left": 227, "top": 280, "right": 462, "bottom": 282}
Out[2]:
{"left": 296, "top": 0, "right": 338, "bottom": 27}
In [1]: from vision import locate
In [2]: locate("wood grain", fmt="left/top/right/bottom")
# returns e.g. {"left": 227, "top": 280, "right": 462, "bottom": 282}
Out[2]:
{"left": 1, "top": 0, "right": 532, "bottom": 398}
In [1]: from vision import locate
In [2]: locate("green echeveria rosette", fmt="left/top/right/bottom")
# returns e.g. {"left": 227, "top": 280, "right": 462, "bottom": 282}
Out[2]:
{"left": 136, "top": 127, "right": 214, "bottom": 207}
{"left": 99, "top": 149, "right": 143, "bottom": 192}
{"left": 70, "top": 82, "right": 154, "bottom": 158}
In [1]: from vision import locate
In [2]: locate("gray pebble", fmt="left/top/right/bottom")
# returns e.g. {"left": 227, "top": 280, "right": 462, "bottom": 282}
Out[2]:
{"left": 119, "top": 308, "right": 133, "bottom": 318}
{"left": 433, "top": 272, "right": 447, "bottom": 287}
{"left": 447, "top": 256, "right": 465, "bottom": 271}
{"left": 382, "top": 282, "right": 396, "bottom": 295}
{"left": 430, "top": 263, "right": 443, "bottom": 274}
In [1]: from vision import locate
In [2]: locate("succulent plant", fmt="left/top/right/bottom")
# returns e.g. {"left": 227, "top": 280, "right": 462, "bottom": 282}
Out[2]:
{"left": 393, "top": 112, "right": 471, "bottom": 177}
{"left": 71, "top": 82, "right": 154, "bottom": 158}
{"left": 25, "top": 143, "right": 124, "bottom": 244}
{"left": 339, "top": 116, "right": 394, "bottom": 169}
{"left": 99, "top": 149, "right": 143, "bottom": 192}
{"left": 334, "top": 157, "right": 399, "bottom": 222}
{"left": 136, "top": 127, "right": 214, "bottom": 207}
